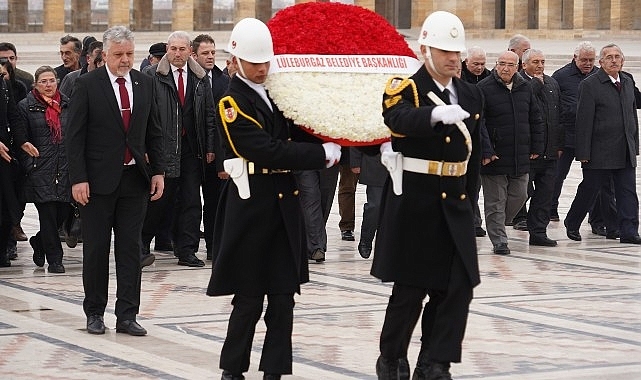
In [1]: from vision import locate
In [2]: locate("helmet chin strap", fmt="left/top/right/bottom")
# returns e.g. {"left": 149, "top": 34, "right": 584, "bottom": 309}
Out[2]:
{"left": 235, "top": 57, "right": 248, "bottom": 79}
{"left": 424, "top": 48, "right": 440, "bottom": 77}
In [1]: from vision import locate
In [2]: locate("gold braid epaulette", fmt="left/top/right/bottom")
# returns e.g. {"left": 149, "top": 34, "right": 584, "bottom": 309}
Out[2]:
{"left": 218, "top": 95, "right": 263, "bottom": 159}
{"left": 383, "top": 77, "right": 418, "bottom": 138}
{"left": 384, "top": 77, "right": 419, "bottom": 107}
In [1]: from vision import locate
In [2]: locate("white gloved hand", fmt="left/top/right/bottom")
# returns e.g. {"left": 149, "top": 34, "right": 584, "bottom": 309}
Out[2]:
{"left": 322, "top": 142, "right": 342, "bottom": 168}
{"left": 380, "top": 141, "right": 393, "bottom": 154}
{"left": 430, "top": 105, "right": 470, "bottom": 126}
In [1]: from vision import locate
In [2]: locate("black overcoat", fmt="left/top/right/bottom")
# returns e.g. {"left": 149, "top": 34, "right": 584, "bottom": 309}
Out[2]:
{"left": 370, "top": 65, "right": 483, "bottom": 289}
{"left": 206, "top": 76, "right": 326, "bottom": 297}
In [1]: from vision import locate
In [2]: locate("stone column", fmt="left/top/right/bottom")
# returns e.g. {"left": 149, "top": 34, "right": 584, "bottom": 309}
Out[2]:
{"left": 110, "top": 0, "right": 131, "bottom": 26}
{"left": 412, "top": 0, "right": 431, "bottom": 28}
{"left": 610, "top": 0, "right": 621, "bottom": 30}
{"left": 43, "top": 0, "right": 66, "bottom": 33}
{"left": 538, "top": 0, "right": 549, "bottom": 30}
{"left": 355, "top": 0, "right": 375, "bottom": 11}
{"left": 173, "top": 0, "right": 194, "bottom": 30}
{"left": 132, "top": 0, "right": 153, "bottom": 31}
{"left": 235, "top": 0, "right": 256, "bottom": 22}
{"left": 71, "top": 0, "right": 91, "bottom": 32}
{"left": 573, "top": 0, "right": 584, "bottom": 30}
{"left": 194, "top": 0, "right": 213, "bottom": 30}
{"left": 505, "top": 0, "right": 530, "bottom": 30}
{"left": 255, "top": 0, "right": 272, "bottom": 22}
{"left": 8, "top": 0, "right": 28, "bottom": 32}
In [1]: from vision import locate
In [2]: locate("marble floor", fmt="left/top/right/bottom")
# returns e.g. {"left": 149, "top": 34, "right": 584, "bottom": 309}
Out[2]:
{"left": 0, "top": 160, "right": 639, "bottom": 380}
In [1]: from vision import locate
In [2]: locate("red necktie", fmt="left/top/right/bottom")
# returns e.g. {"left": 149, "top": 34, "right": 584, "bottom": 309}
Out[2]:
{"left": 116, "top": 77, "right": 133, "bottom": 164}
{"left": 177, "top": 68, "right": 185, "bottom": 106}
{"left": 614, "top": 81, "right": 621, "bottom": 92}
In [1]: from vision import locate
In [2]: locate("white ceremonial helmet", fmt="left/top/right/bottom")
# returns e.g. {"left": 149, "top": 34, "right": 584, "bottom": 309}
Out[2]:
{"left": 417, "top": 11, "right": 466, "bottom": 53}
{"left": 227, "top": 18, "right": 274, "bottom": 63}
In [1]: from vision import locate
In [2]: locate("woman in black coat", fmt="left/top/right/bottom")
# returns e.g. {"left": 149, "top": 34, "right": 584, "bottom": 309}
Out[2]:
{"left": 13, "top": 66, "right": 71, "bottom": 273}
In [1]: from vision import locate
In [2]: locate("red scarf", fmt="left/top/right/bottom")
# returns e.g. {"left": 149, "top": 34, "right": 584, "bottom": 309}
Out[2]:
{"left": 32, "top": 88, "right": 62, "bottom": 144}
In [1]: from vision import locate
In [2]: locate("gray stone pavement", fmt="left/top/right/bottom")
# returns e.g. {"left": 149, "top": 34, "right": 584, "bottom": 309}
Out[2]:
{"left": 0, "top": 30, "right": 638, "bottom": 379}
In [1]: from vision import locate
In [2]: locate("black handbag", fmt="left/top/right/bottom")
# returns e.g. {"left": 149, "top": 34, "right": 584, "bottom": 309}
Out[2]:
{"left": 64, "top": 202, "right": 82, "bottom": 247}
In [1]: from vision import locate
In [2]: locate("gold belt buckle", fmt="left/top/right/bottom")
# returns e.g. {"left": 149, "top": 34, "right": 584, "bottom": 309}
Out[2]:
{"left": 427, "top": 161, "right": 441, "bottom": 175}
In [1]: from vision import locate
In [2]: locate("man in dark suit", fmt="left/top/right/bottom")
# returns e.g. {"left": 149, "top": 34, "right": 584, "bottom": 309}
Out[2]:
{"left": 564, "top": 43, "right": 640, "bottom": 244}
{"left": 190, "top": 33, "right": 230, "bottom": 261}
{"left": 372, "top": 11, "right": 483, "bottom": 380}
{"left": 66, "top": 26, "right": 165, "bottom": 336}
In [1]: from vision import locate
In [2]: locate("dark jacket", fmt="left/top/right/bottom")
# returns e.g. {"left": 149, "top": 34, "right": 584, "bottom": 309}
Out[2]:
{"left": 477, "top": 70, "right": 544, "bottom": 176}
{"left": 350, "top": 147, "right": 387, "bottom": 187}
{"left": 575, "top": 69, "right": 639, "bottom": 169}
{"left": 520, "top": 70, "right": 563, "bottom": 161}
{"left": 143, "top": 56, "right": 215, "bottom": 178}
{"left": 207, "top": 75, "right": 327, "bottom": 297}
{"left": 65, "top": 66, "right": 165, "bottom": 194}
{"left": 371, "top": 65, "right": 483, "bottom": 290}
{"left": 0, "top": 78, "right": 25, "bottom": 225}
{"left": 460, "top": 61, "right": 491, "bottom": 84}
{"left": 13, "top": 91, "right": 71, "bottom": 203}
{"left": 210, "top": 65, "right": 231, "bottom": 173}
{"left": 551, "top": 60, "right": 598, "bottom": 149}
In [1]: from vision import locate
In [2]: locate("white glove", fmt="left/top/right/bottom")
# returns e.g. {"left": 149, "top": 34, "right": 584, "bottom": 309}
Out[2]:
{"left": 430, "top": 105, "right": 470, "bottom": 126}
{"left": 380, "top": 141, "right": 393, "bottom": 154}
{"left": 322, "top": 142, "right": 342, "bottom": 168}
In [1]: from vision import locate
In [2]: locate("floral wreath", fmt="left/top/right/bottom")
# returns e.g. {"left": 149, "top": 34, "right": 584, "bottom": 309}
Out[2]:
{"left": 265, "top": 2, "right": 421, "bottom": 146}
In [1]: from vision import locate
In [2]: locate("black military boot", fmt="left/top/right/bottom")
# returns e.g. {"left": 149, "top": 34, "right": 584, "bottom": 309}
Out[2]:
{"left": 221, "top": 370, "right": 245, "bottom": 380}
{"left": 376, "top": 355, "right": 410, "bottom": 380}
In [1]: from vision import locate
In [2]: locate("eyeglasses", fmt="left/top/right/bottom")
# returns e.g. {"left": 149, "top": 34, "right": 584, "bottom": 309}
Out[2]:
{"left": 602, "top": 54, "right": 622, "bottom": 62}
{"left": 36, "top": 78, "right": 57, "bottom": 85}
{"left": 497, "top": 61, "right": 517, "bottom": 68}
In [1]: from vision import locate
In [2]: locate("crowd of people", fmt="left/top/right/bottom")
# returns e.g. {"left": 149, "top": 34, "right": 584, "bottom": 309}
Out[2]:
{"left": 0, "top": 10, "right": 639, "bottom": 380}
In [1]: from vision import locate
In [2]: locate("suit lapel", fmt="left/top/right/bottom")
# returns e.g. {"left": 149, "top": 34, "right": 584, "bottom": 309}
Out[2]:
{"left": 97, "top": 67, "right": 124, "bottom": 131}
{"left": 129, "top": 70, "right": 144, "bottom": 130}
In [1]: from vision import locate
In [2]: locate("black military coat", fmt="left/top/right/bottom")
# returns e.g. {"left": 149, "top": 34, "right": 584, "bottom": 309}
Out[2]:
{"left": 207, "top": 76, "right": 327, "bottom": 297}
{"left": 371, "top": 65, "right": 483, "bottom": 290}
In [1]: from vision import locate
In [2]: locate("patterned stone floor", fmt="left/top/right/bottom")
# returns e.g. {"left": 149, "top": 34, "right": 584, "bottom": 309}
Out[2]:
{"left": 0, "top": 31, "right": 639, "bottom": 379}
{"left": 1, "top": 159, "right": 640, "bottom": 380}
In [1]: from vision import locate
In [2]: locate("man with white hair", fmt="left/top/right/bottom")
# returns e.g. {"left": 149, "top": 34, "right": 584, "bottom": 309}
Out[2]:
{"left": 141, "top": 31, "right": 217, "bottom": 268}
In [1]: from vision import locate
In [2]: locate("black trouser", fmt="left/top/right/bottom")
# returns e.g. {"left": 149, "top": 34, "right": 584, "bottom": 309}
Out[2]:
{"left": 380, "top": 254, "right": 473, "bottom": 364}
{"left": 220, "top": 293, "right": 295, "bottom": 375}
{"left": 527, "top": 160, "right": 557, "bottom": 236}
{"left": 34, "top": 201, "right": 70, "bottom": 264}
{"left": 172, "top": 143, "right": 203, "bottom": 258}
{"left": 359, "top": 185, "right": 383, "bottom": 246}
{"left": 82, "top": 167, "right": 147, "bottom": 320}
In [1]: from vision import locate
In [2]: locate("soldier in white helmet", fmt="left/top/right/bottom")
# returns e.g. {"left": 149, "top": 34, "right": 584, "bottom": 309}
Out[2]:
{"left": 205, "top": 18, "right": 341, "bottom": 380}
{"left": 372, "top": 11, "right": 483, "bottom": 380}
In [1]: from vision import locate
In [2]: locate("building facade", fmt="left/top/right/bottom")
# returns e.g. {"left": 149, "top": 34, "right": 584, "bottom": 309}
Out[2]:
{"left": 3, "top": 0, "right": 641, "bottom": 38}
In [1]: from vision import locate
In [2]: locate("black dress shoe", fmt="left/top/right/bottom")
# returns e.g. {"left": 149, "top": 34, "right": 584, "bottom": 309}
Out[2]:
{"left": 591, "top": 225, "right": 607, "bottom": 236}
{"left": 141, "top": 253, "right": 156, "bottom": 268}
{"left": 30, "top": 236, "right": 45, "bottom": 267}
{"left": 529, "top": 235, "right": 557, "bottom": 247}
{"left": 48, "top": 262, "right": 66, "bottom": 273}
{"left": 620, "top": 235, "right": 641, "bottom": 244}
{"left": 606, "top": 231, "right": 620, "bottom": 240}
{"left": 564, "top": 220, "right": 581, "bottom": 241}
{"left": 87, "top": 315, "right": 105, "bottom": 334}
{"left": 263, "top": 374, "right": 281, "bottom": 380}
{"left": 6, "top": 245, "right": 17, "bottom": 260}
{"left": 341, "top": 230, "right": 355, "bottom": 241}
{"left": 221, "top": 370, "right": 245, "bottom": 380}
{"left": 513, "top": 220, "right": 528, "bottom": 231}
{"left": 475, "top": 226, "right": 486, "bottom": 237}
{"left": 177, "top": 254, "right": 205, "bottom": 267}
{"left": 413, "top": 362, "right": 452, "bottom": 380}
{"left": 308, "top": 248, "right": 325, "bottom": 263}
{"left": 0, "top": 257, "right": 11, "bottom": 267}
{"left": 376, "top": 356, "right": 410, "bottom": 380}
{"left": 115, "top": 319, "right": 147, "bottom": 336}
{"left": 493, "top": 243, "right": 510, "bottom": 255}
{"left": 358, "top": 242, "right": 372, "bottom": 259}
